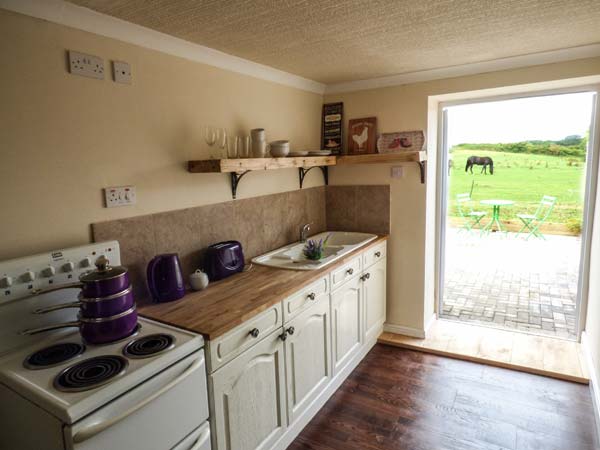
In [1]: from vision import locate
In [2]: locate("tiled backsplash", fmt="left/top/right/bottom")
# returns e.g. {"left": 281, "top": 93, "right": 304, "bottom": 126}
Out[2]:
{"left": 326, "top": 185, "right": 390, "bottom": 236}
{"left": 92, "top": 185, "right": 389, "bottom": 303}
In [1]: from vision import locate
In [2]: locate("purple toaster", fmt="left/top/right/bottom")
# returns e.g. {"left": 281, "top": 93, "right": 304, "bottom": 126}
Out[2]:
{"left": 204, "top": 241, "right": 245, "bottom": 281}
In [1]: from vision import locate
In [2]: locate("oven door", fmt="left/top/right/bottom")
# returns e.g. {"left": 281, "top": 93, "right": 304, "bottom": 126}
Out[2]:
{"left": 64, "top": 350, "right": 208, "bottom": 450}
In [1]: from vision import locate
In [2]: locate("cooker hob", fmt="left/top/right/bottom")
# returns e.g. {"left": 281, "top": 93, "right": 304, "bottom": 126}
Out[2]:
{"left": 24, "top": 342, "right": 86, "bottom": 370}
{"left": 54, "top": 355, "right": 128, "bottom": 392}
{"left": 123, "top": 333, "right": 176, "bottom": 359}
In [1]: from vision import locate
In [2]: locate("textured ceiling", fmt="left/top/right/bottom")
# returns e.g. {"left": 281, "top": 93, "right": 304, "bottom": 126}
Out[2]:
{"left": 67, "top": 0, "right": 600, "bottom": 84}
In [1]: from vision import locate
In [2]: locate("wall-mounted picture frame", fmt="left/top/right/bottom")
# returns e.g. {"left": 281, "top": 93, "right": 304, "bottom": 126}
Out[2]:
{"left": 347, "top": 117, "right": 377, "bottom": 155}
{"left": 377, "top": 130, "right": 426, "bottom": 153}
{"left": 321, "top": 102, "right": 343, "bottom": 154}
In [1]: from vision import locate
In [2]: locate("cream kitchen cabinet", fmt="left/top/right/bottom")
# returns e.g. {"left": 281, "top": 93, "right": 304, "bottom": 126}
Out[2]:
{"left": 331, "top": 275, "right": 363, "bottom": 374}
{"left": 284, "top": 294, "right": 332, "bottom": 425}
{"left": 362, "top": 258, "right": 387, "bottom": 343}
{"left": 207, "top": 240, "right": 387, "bottom": 450}
{"left": 209, "top": 329, "right": 287, "bottom": 450}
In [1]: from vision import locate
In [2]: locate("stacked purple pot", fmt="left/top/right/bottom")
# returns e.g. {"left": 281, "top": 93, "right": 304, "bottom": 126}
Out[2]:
{"left": 29, "top": 256, "right": 138, "bottom": 344}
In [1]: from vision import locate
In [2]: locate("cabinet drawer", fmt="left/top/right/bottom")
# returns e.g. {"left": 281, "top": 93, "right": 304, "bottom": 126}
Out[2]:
{"left": 207, "top": 304, "right": 283, "bottom": 372}
{"left": 283, "top": 275, "right": 328, "bottom": 323}
{"left": 363, "top": 242, "right": 387, "bottom": 269}
{"left": 330, "top": 255, "right": 362, "bottom": 291}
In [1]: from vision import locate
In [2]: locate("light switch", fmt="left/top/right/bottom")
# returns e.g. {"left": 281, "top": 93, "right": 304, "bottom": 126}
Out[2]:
{"left": 391, "top": 166, "right": 404, "bottom": 178}
{"left": 112, "top": 61, "right": 132, "bottom": 84}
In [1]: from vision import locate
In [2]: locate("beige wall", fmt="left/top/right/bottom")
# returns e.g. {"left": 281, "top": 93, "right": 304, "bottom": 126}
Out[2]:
{"left": 0, "top": 9, "right": 323, "bottom": 260}
{"left": 326, "top": 56, "right": 600, "bottom": 333}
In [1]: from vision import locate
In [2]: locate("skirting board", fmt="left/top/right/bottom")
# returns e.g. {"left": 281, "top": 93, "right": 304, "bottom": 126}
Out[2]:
{"left": 581, "top": 331, "right": 600, "bottom": 443}
{"left": 272, "top": 333, "right": 379, "bottom": 450}
{"left": 384, "top": 322, "right": 425, "bottom": 339}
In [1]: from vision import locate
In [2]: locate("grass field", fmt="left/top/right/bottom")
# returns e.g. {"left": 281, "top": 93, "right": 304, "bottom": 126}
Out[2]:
{"left": 448, "top": 149, "right": 585, "bottom": 228}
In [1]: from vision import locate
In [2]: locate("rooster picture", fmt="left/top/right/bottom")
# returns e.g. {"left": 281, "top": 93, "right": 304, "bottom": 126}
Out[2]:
{"left": 352, "top": 126, "right": 369, "bottom": 150}
{"left": 348, "top": 117, "right": 377, "bottom": 154}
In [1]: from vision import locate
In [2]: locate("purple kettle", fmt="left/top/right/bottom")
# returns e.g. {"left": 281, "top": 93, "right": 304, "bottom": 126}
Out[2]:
{"left": 147, "top": 254, "right": 185, "bottom": 303}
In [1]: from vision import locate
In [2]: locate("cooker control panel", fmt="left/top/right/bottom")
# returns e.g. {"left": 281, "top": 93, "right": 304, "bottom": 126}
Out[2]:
{"left": 0, "top": 241, "right": 121, "bottom": 303}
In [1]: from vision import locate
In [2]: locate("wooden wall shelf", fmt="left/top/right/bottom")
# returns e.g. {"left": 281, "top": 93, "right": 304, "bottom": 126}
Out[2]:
{"left": 336, "top": 151, "right": 427, "bottom": 165}
{"left": 188, "top": 156, "right": 336, "bottom": 173}
{"left": 187, "top": 151, "right": 426, "bottom": 198}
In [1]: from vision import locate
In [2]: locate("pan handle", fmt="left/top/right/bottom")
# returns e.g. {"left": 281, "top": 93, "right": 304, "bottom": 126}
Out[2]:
{"left": 19, "top": 321, "right": 80, "bottom": 335}
{"left": 33, "top": 301, "right": 82, "bottom": 314}
{"left": 30, "top": 282, "right": 84, "bottom": 296}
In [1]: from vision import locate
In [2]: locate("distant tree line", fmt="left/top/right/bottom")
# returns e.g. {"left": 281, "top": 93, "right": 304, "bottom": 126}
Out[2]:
{"left": 451, "top": 134, "right": 587, "bottom": 160}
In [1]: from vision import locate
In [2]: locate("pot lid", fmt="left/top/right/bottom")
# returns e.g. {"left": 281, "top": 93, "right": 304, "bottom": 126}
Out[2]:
{"left": 79, "top": 255, "right": 127, "bottom": 283}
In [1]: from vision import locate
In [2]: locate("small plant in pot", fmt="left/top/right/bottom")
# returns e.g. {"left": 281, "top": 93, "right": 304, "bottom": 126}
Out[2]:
{"left": 302, "top": 235, "right": 330, "bottom": 261}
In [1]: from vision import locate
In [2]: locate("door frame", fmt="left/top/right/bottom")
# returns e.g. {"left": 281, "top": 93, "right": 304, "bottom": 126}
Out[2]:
{"left": 434, "top": 86, "right": 600, "bottom": 340}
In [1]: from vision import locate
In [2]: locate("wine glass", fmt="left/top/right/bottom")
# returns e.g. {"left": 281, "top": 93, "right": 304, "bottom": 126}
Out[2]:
{"left": 203, "top": 126, "right": 217, "bottom": 159}
{"left": 217, "top": 128, "right": 228, "bottom": 159}
{"left": 228, "top": 136, "right": 241, "bottom": 159}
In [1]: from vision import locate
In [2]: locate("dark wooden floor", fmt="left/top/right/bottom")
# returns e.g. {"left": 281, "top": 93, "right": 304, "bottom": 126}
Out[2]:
{"left": 288, "top": 344, "right": 599, "bottom": 450}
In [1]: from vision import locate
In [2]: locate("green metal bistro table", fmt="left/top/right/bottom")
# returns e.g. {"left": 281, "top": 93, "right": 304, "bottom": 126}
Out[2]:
{"left": 480, "top": 199, "right": 514, "bottom": 233}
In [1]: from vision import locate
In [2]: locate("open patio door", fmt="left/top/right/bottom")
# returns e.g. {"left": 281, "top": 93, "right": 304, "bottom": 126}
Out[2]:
{"left": 436, "top": 90, "right": 599, "bottom": 341}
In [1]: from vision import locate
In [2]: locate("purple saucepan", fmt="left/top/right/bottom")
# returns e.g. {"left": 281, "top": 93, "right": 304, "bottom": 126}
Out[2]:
{"left": 33, "top": 286, "right": 134, "bottom": 318}
{"left": 21, "top": 306, "right": 138, "bottom": 345}
{"left": 30, "top": 255, "right": 130, "bottom": 298}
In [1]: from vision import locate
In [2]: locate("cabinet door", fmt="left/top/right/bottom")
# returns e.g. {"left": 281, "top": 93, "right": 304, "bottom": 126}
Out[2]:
{"left": 331, "top": 276, "right": 362, "bottom": 374}
{"left": 210, "top": 330, "right": 287, "bottom": 450}
{"left": 363, "top": 258, "right": 387, "bottom": 343}
{"left": 284, "top": 296, "right": 332, "bottom": 424}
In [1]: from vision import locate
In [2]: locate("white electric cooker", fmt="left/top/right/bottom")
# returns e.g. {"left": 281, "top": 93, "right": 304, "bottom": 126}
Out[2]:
{"left": 0, "top": 241, "right": 210, "bottom": 450}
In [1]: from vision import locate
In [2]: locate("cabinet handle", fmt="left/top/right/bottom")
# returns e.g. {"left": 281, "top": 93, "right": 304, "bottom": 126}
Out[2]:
{"left": 249, "top": 328, "right": 260, "bottom": 338}
{"left": 375, "top": 251, "right": 381, "bottom": 257}
{"left": 279, "top": 330, "right": 288, "bottom": 341}
{"left": 346, "top": 268, "right": 354, "bottom": 275}
{"left": 287, "top": 326, "right": 295, "bottom": 335}
{"left": 307, "top": 292, "right": 316, "bottom": 300}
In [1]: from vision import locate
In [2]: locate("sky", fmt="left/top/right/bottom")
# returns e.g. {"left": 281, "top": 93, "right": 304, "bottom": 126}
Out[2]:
{"left": 446, "top": 92, "right": 595, "bottom": 147}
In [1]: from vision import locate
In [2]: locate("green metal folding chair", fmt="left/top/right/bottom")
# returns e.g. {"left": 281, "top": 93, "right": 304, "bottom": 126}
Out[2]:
{"left": 515, "top": 195, "right": 557, "bottom": 240}
{"left": 456, "top": 193, "right": 487, "bottom": 233}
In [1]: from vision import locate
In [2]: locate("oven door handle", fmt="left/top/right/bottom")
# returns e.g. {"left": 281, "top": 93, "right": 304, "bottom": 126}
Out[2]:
{"left": 189, "top": 425, "right": 211, "bottom": 450}
{"left": 73, "top": 357, "right": 203, "bottom": 444}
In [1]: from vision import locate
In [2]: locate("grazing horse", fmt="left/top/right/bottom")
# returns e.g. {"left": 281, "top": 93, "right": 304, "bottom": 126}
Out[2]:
{"left": 465, "top": 156, "right": 494, "bottom": 175}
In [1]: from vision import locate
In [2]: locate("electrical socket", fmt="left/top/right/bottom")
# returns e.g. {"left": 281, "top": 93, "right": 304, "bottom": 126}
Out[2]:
{"left": 68, "top": 50, "right": 104, "bottom": 80}
{"left": 112, "top": 61, "right": 132, "bottom": 84}
{"left": 104, "top": 186, "right": 136, "bottom": 208}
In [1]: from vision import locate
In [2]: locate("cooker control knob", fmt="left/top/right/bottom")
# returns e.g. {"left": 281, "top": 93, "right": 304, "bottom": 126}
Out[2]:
{"left": 80, "top": 257, "right": 92, "bottom": 268}
{"left": 42, "top": 266, "right": 56, "bottom": 277}
{"left": 21, "top": 271, "right": 35, "bottom": 282}
{"left": 62, "top": 261, "right": 75, "bottom": 272}
{"left": 0, "top": 276, "right": 12, "bottom": 288}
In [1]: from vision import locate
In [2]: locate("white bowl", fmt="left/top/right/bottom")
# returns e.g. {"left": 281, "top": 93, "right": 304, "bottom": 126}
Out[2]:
{"left": 269, "top": 140, "right": 290, "bottom": 157}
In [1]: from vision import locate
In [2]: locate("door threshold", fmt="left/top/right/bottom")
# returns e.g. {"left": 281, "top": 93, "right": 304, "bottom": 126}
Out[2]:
{"left": 378, "top": 319, "right": 589, "bottom": 384}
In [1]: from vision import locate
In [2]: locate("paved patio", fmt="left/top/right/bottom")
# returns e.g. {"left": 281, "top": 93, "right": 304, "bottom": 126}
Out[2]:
{"left": 441, "top": 228, "right": 580, "bottom": 340}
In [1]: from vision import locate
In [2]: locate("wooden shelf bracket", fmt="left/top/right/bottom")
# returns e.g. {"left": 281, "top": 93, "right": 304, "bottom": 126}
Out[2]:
{"left": 417, "top": 161, "right": 426, "bottom": 184}
{"left": 230, "top": 171, "right": 250, "bottom": 199}
{"left": 298, "top": 166, "right": 329, "bottom": 189}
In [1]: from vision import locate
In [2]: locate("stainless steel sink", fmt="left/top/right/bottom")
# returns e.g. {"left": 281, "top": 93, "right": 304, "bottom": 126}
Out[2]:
{"left": 252, "top": 231, "right": 377, "bottom": 271}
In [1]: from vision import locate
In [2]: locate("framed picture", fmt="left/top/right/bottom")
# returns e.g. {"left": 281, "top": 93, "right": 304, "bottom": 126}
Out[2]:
{"left": 377, "top": 130, "right": 426, "bottom": 153}
{"left": 347, "top": 117, "right": 377, "bottom": 155}
{"left": 321, "top": 102, "right": 343, "bottom": 154}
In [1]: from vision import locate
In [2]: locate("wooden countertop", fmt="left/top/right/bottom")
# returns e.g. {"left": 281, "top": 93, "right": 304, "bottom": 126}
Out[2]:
{"left": 139, "top": 236, "right": 388, "bottom": 340}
